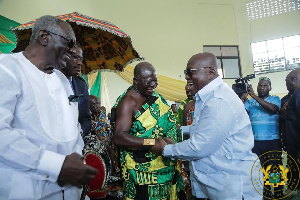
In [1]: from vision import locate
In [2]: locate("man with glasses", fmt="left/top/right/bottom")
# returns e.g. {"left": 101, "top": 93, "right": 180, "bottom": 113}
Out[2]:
{"left": 245, "top": 76, "right": 282, "bottom": 198}
{"left": 0, "top": 15, "right": 98, "bottom": 199}
{"left": 60, "top": 43, "right": 91, "bottom": 138}
{"left": 112, "top": 62, "right": 186, "bottom": 200}
{"left": 152, "top": 52, "right": 261, "bottom": 199}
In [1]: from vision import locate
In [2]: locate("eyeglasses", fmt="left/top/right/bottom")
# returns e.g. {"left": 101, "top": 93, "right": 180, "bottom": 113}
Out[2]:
{"left": 46, "top": 30, "right": 76, "bottom": 49}
{"left": 184, "top": 67, "right": 214, "bottom": 77}
{"left": 72, "top": 55, "right": 84, "bottom": 62}
{"left": 136, "top": 78, "right": 158, "bottom": 87}
{"left": 259, "top": 77, "right": 270, "bottom": 81}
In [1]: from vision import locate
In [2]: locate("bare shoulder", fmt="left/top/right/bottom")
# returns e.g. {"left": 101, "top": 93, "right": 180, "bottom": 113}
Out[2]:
{"left": 117, "top": 90, "right": 137, "bottom": 111}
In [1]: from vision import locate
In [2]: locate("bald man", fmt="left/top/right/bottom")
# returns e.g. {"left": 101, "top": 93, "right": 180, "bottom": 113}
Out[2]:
{"left": 152, "top": 53, "right": 261, "bottom": 199}
{"left": 286, "top": 69, "right": 300, "bottom": 167}
{"left": 113, "top": 62, "right": 185, "bottom": 200}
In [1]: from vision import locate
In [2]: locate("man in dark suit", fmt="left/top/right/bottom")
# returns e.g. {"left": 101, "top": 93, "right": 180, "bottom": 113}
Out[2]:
{"left": 60, "top": 43, "right": 91, "bottom": 137}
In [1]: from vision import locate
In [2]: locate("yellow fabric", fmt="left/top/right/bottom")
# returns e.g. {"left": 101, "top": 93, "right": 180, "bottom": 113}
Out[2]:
{"left": 117, "top": 65, "right": 187, "bottom": 102}
{"left": 0, "top": 33, "right": 13, "bottom": 44}
{"left": 88, "top": 65, "right": 187, "bottom": 102}
{"left": 88, "top": 71, "right": 98, "bottom": 89}
{"left": 124, "top": 154, "right": 170, "bottom": 172}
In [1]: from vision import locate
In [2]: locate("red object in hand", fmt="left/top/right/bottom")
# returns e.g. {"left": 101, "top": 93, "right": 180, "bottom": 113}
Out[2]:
{"left": 84, "top": 152, "right": 107, "bottom": 198}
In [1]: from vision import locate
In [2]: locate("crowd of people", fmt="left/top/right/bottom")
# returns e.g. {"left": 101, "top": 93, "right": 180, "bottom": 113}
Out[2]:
{"left": 0, "top": 14, "right": 299, "bottom": 200}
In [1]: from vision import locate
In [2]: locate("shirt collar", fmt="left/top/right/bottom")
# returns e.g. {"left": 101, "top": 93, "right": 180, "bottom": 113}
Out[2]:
{"left": 195, "top": 76, "right": 223, "bottom": 101}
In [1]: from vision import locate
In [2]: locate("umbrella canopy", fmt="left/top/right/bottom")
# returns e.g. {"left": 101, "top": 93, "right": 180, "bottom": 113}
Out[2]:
{"left": 12, "top": 12, "right": 143, "bottom": 73}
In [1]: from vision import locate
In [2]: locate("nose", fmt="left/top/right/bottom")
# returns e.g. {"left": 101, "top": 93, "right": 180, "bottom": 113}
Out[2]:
{"left": 149, "top": 81, "right": 157, "bottom": 88}
{"left": 77, "top": 59, "right": 83, "bottom": 66}
{"left": 185, "top": 73, "right": 191, "bottom": 80}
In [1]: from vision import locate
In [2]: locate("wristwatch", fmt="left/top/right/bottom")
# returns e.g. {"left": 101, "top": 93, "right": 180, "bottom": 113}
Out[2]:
{"left": 143, "top": 138, "right": 155, "bottom": 146}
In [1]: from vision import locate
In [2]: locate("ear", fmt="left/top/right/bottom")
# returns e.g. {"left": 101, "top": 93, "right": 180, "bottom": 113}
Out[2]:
{"left": 133, "top": 77, "right": 137, "bottom": 85}
{"left": 207, "top": 68, "right": 216, "bottom": 80}
{"left": 38, "top": 30, "right": 49, "bottom": 46}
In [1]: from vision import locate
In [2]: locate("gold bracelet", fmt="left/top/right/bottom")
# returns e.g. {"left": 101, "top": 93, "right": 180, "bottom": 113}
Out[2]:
{"left": 143, "top": 138, "right": 155, "bottom": 146}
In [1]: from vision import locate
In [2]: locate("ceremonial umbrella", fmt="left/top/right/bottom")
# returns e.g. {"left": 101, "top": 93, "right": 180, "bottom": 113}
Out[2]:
{"left": 12, "top": 12, "right": 143, "bottom": 73}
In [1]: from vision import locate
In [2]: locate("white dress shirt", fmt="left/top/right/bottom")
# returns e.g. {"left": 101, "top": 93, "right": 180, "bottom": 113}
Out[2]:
{"left": 164, "top": 76, "right": 262, "bottom": 200}
{"left": 0, "top": 52, "right": 84, "bottom": 200}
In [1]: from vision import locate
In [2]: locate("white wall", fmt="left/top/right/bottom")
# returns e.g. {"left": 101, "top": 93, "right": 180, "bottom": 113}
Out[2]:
{"left": 232, "top": 0, "right": 300, "bottom": 95}
{"left": 1, "top": 0, "right": 299, "bottom": 103}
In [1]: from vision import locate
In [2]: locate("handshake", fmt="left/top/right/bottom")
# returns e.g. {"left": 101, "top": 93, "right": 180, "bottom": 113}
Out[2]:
{"left": 151, "top": 137, "right": 174, "bottom": 156}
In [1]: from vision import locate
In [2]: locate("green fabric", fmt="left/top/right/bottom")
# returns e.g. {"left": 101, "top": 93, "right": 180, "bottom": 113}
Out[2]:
{"left": 90, "top": 71, "right": 101, "bottom": 99}
{"left": 0, "top": 15, "right": 20, "bottom": 53}
{"left": 175, "top": 98, "right": 194, "bottom": 126}
{"left": 80, "top": 74, "right": 89, "bottom": 88}
{"left": 114, "top": 86, "right": 184, "bottom": 199}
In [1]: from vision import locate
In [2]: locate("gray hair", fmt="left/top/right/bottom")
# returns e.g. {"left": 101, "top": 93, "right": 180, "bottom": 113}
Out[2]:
{"left": 30, "top": 15, "right": 68, "bottom": 43}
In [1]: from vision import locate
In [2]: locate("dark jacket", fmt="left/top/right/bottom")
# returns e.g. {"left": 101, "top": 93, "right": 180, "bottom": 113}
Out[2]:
{"left": 72, "top": 76, "right": 91, "bottom": 137}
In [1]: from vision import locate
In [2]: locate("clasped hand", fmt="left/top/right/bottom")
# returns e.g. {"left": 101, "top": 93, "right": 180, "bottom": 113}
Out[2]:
{"left": 151, "top": 137, "right": 174, "bottom": 156}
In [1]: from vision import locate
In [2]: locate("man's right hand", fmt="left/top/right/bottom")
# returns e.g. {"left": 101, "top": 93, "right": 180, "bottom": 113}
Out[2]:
{"left": 247, "top": 84, "right": 255, "bottom": 97}
{"left": 58, "top": 153, "right": 98, "bottom": 187}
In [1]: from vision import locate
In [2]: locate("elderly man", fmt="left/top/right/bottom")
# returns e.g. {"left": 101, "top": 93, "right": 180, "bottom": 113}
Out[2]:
{"left": 60, "top": 43, "right": 91, "bottom": 137}
{"left": 0, "top": 15, "right": 97, "bottom": 199}
{"left": 152, "top": 53, "right": 261, "bottom": 199}
{"left": 113, "top": 62, "right": 185, "bottom": 200}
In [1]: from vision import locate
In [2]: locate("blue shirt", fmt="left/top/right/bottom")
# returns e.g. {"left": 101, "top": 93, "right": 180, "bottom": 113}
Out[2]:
{"left": 244, "top": 95, "right": 281, "bottom": 141}
{"left": 164, "top": 76, "right": 261, "bottom": 199}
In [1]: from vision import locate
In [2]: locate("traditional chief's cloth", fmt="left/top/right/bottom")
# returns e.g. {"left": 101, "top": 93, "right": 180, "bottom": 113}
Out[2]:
{"left": 114, "top": 86, "right": 185, "bottom": 200}
{"left": 175, "top": 98, "right": 194, "bottom": 126}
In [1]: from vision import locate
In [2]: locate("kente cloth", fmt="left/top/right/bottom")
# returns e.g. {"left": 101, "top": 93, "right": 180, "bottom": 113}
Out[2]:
{"left": 92, "top": 109, "right": 112, "bottom": 146}
{"left": 175, "top": 98, "right": 194, "bottom": 126}
{"left": 113, "top": 86, "right": 185, "bottom": 200}
{"left": 185, "top": 106, "right": 195, "bottom": 126}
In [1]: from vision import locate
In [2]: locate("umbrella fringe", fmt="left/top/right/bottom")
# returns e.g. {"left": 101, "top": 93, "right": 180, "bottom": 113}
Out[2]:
{"left": 86, "top": 56, "right": 143, "bottom": 75}
{"left": 122, "top": 57, "right": 144, "bottom": 72}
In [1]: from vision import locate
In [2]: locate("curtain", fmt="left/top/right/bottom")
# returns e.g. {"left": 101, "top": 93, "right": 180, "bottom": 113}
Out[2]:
{"left": 90, "top": 71, "right": 101, "bottom": 99}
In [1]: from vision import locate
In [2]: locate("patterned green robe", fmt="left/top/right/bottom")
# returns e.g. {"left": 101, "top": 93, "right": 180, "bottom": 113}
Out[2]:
{"left": 113, "top": 86, "right": 184, "bottom": 200}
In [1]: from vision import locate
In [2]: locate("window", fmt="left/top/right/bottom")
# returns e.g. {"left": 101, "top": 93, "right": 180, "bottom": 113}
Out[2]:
{"left": 251, "top": 34, "right": 300, "bottom": 75}
{"left": 246, "top": 0, "right": 300, "bottom": 20}
{"left": 203, "top": 46, "right": 241, "bottom": 79}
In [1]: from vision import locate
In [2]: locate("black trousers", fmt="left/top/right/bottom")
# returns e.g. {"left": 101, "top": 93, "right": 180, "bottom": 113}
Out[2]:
{"left": 252, "top": 139, "right": 283, "bottom": 199}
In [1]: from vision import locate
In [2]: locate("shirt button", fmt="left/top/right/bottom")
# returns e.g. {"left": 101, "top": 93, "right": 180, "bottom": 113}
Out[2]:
{"left": 46, "top": 175, "right": 49, "bottom": 178}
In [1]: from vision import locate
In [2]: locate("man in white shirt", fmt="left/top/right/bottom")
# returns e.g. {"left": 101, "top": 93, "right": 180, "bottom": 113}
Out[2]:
{"left": 152, "top": 52, "right": 262, "bottom": 200}
{"left": 0, "top": 15, "right": 97, "bottom": 200}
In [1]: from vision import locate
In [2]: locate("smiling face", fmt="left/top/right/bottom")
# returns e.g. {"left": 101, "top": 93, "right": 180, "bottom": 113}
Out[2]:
{"left": 185, "top": 53, "right": 218, "bottom": 96}
{"left": 135, "top": 70, "right": 158, "bottom": 97}
{"left": 133, "top": 62, "right": 158, "bottom": 97}
{"left": 54, "top": 22, "right": 76, "bottom": 71}
{"left": 61, "top": 47, "right": 83, "bottom": 78}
